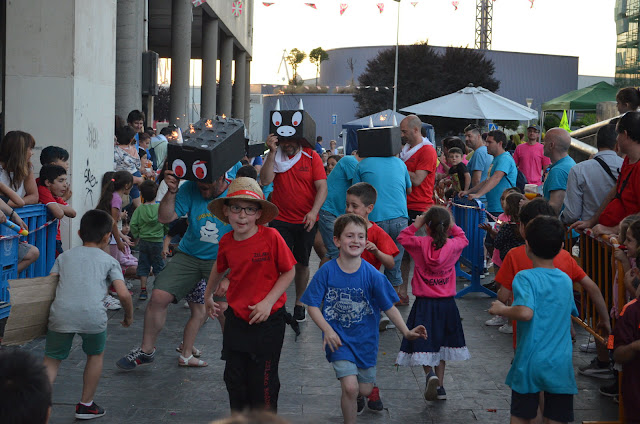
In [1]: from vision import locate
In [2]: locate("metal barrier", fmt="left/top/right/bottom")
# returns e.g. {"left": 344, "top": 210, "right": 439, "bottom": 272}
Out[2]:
{"left": 451, "top": 198, "right": 495, "bottom": 298}
{"left": 0, "top": 204, "right": 57, "bottom": 320}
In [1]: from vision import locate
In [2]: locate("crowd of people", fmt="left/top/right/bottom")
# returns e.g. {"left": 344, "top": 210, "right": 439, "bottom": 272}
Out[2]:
{"left": 2, "top": 86, "right": 640, "bottom": 423}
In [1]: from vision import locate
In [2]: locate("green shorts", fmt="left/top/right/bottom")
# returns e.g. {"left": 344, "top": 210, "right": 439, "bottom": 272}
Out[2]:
{"left": 44, "top": 330, "right": 107, "bottom": 360}
{"left": 154, "top": 250, "right": 224, "bottom": 303}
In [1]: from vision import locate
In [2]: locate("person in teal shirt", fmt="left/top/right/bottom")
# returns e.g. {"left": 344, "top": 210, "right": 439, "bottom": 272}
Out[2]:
{"left": 542, "top": 128, "right": 576, "bottom": 214}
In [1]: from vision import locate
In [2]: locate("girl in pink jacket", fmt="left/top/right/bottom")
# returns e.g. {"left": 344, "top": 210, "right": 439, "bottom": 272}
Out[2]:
{"left": 395, "top": 206, "right": 470, "bottom": 402}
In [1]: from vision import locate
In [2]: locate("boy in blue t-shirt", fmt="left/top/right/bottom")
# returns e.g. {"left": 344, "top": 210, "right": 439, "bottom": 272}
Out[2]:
{"left": 301, "top": 214, "right": 426, "bottom": 424}
{"left": 489, "top": 216, "right": 577, "bottom": 423}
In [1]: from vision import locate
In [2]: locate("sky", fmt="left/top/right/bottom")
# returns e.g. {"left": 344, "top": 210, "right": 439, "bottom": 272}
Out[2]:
{"left": 250, "top": 0, "right": 618, "bottom": 84}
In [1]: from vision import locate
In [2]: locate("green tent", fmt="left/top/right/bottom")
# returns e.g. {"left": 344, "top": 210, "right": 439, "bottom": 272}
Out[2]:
{"left": 542, "top": 81, "right": 618, "bottom": 112}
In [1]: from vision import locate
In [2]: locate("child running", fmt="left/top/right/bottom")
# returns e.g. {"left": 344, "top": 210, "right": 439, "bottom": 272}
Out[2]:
{"left": 43, "top": 209, "right": 133, "bottom": 420}
{"left": 301, "top": 214, "right": 426, "bottom": 424}
{"left": 396, "top": 205, "right": 470, "bottom": 401}
{"left": 205, "top": 177, "right": 296, "bottom": 412}
{"left": 489, "top": 216, "right": 577, "bottom": 424}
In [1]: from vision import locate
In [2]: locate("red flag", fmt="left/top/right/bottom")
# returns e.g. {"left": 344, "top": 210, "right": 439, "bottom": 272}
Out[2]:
{"left": 192, "top": 0, "right": 205, "bottom": 6}
{"left": 377, "top": 3, "right": 384, "bottom": 13}
{"left": 232, "top": 1, "right": 243, "bottom": 16}
{"left": 305, "top": 3, "right": 317, "bottom": 9}
{"left": 262, "top": 2, "right": 274, "bottom": 6}
{"left": 529, "top": 0, "right": 534, "bottom": 7}
{"left": 452, "top": 1, "right": 459, "bottom": 10}
{"left": 340, "top": 3, "right": 348, "bottom": 15}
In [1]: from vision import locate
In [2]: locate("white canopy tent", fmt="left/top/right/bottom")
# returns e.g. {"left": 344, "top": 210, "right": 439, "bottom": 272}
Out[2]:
{"left": 400, "top": 84, "right": 538, "bottom": 121}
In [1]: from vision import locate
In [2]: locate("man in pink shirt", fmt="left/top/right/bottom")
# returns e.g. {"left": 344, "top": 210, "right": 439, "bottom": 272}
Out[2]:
{"left": 512, "top": 125, "right": 550, "bottom": 186}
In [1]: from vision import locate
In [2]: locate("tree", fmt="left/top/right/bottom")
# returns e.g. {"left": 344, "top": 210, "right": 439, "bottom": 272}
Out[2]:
{"left": 309, "top": 47, "right": 329, "bottom": 86}
{"left": 286, "top": 48, "right": 306, "bottom": 85}
{"left": 154, "top": 85, "right": 170, "bottom": 122}
{"left": 354, "top": 42, "right": 500, "bottom": 133}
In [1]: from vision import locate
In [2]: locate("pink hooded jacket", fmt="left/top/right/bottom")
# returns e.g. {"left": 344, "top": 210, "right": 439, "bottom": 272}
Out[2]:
{"left": 397, "top": 224, "right": 468, "bottom": 298}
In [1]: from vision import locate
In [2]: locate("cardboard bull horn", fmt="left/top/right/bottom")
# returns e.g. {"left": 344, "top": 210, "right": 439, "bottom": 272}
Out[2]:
{"left": 356, "top": 125, "right": 402, "bottom": 157}
{"left": 166, "top": 117, "right": 245, "bottom": 183}
{"left": 269, "top": 99, "right": 316, "bottom": 149}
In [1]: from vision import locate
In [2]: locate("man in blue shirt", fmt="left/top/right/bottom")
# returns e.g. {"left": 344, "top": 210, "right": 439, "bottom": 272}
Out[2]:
{"left": 315, "top": 136, "right": 324, "bottom": 156}
{"left": 116, "top": 173, "right": 232, "bottom": 370}
{"left": 464, "top": 124, "right": 492, "bottom": 204}
{"left": 543, "top": 128, "right": 576, "bottom": 215}
{"left": 460, "top": 130, "right": 517, "bottom": 215}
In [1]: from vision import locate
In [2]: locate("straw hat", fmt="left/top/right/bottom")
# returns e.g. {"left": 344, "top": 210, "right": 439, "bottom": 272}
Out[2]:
{"left": 208, "top": 177, "right": 279, "bottom": 225}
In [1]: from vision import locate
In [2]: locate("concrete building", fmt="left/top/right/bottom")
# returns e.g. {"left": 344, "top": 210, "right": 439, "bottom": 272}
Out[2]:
{"left": 0, "top": 0, "right": 253, "bottom": 248}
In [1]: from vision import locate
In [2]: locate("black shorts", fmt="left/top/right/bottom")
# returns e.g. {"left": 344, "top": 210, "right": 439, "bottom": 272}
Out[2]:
{"left": 511, "top": 390, "right": 574, "bottom": 422}
{"left": 270, "top": 220, "right": 317, "bottom": 267}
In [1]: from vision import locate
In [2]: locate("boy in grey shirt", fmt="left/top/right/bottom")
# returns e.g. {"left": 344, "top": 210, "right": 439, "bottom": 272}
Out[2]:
{"left": 43, "top": 209, "right": 133, "bottom": 420}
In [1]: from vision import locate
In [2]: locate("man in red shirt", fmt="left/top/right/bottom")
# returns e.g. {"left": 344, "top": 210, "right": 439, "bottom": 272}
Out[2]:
{"left": 398, "top": 115, "right": 437, "bottom": 304}
{"left": 261, "top": 134, "right": 328, "bottom": 322}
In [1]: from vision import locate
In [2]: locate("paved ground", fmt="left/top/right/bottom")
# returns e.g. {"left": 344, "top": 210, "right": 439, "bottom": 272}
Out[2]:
{"left": 20, "top": 253, "right": 619, "bottom": 423}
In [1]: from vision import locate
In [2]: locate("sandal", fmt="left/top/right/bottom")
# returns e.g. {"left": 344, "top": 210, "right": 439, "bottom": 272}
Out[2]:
{"left": 178, "top": 354, "right": 208, "bottom": 367}
{"left": 176, "top": 343, "right": 202, "bottom": 358}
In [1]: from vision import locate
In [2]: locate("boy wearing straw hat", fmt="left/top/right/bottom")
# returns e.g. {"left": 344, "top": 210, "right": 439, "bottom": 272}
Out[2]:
{"left": 205, "top": 177, "right": 296, "bottom": 413}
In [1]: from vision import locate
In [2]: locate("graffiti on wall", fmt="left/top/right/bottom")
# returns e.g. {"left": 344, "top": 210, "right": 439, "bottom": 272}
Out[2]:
{"left": 84, "top": 158, "right": 98, "bottom": 206}
{"left": 88, "top": 124, "right": 99, "bottom": 150}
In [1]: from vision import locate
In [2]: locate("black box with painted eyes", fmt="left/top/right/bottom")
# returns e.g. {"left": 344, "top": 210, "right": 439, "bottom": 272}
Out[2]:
{"left": 269, "top": 110, "right": 316, "bottom": 150}
{"left": 166, "top": 117, "right": 245, "bottom": 183}
{"left": 356, "top": 126, "right": 402, "bottom": 157}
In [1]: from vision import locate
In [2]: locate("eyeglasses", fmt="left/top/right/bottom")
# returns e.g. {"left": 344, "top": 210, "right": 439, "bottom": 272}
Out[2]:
{"left": 228, "top": 204, "right": 261, "bottom": 215}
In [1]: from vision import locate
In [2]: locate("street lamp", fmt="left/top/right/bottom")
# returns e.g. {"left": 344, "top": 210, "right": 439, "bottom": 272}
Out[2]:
{"left": 526, "top": 97, "right": 533, "bottom": 127}
{"left": 393, "top": 0, "right": 401, "bottom": 113}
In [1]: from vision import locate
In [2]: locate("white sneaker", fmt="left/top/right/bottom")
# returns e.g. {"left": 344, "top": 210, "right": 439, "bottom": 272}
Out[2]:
{"left": 379, "top": 316, "right": 390, "bottom": 331}
{"left": 485, "top": 315, "right": 507, "bottom": 326}
{"left": 572, "top": 245, "right": 580, "bottom": 257}
{"left": 498, "top": 323, "right": 513, "bottom": 334}
{"left": 580, "top": 340, "right": 597, "bottom": 353}
{"left": 183, "top": 301, "right": 190, "bottom": 309}
{"left": 125, "top": 279, "right": 134, "bottom": 290}
{"left": 104, "top": 295, "right": 122, "bottom": 311}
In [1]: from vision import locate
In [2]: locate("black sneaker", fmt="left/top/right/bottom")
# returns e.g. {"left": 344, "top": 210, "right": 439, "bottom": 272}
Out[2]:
{"left": 356, "top": 395, "right": 365, "bottom": 415}
{"left": 115, "top": 347, "right": 155, "bottom": 371}
{"left": 75, "top": 402, "right": 106, "bottom": 420}
{"left": 436, "top": 386, "right": 447, "bottom": 400}
{"left": 367, "top": 386, "right": 384, "bottom": 411}
{"left": 424, "top": 370, "right": 439, "bottom": 401}
{"left": 599, "top": 381, "right": 618, "bottom": 397}
{"left": 578, "top": 357, "right": 613, "bottom": 379}
{"left": 293, "top": 305, "right": 306, "bottom": 322}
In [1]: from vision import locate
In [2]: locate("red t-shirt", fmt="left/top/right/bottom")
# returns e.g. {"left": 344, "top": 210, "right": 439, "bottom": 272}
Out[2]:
{"left": 272, "top": 147, "right": 326, "bottom": 224}
{"left": 216, "top": 226, "right": 297, "bottom": 323}
{"left": 599, "top": 157, "right": 640, "bottom": 227}
{"left": 404, "top": 145, "right": 437, "bottom": 211}
{"left": 362, "top": 222, "right": 400, "bottom": 270}
{"left": 38, "top": 185, "right": 67, "bottom": 241}
{"left": 495, "top": 245, "right": 586, "bottom": 348}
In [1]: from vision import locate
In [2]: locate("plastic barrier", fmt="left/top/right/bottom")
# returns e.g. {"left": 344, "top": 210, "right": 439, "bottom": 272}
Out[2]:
{"left": 451, "top": 198, "right": 495, "bottom": 298}
{"left": 0, "top": 204, "right": 57, "bottom": 320}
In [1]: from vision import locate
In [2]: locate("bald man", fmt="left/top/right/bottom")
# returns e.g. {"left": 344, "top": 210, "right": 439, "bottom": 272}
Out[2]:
{"left": 542, "top": 128, "right": 576, "bottom": 214}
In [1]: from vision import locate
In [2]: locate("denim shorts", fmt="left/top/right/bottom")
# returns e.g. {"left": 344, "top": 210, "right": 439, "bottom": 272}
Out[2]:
{"left": 375, "top": 216, "right": 407, "bottom": 286}
{"left": 332, "top": 360, "right": 376, "bottom": 383}
{"left": 136, "top": 240, "right": 165, "bottom": 277}
{"left": 318, "top": 209, "right": 339, "bottom": 260}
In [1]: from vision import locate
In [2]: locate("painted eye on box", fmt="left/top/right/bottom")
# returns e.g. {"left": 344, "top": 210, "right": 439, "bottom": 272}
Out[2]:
{"left": 291, "top": 111, "right": 302, "bottom": 126}
{"left": 172, "top": 159, "right": 187, "bottom": 178}
{"left": 192, "top": 160, "right": 207, "bottom": 180}
{"left": 272, "top": 111, "right": 282, "bottom": 126}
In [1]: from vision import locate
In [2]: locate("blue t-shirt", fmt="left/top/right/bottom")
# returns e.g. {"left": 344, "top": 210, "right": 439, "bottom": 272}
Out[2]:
{"left": 506, "top": 268, "right": 578, "bottom": 395}
{"left": 353, "top": 157, "right": 411, "bottom": 222}
{"left": 315, "top": 142, "right": 324, "bottom": 155}
{"left": 543, "top": 155, "right": 576, "bottom": 202}
{"left": 486, "top": 152, "right": 517, "bottom": 213}
{"left": 225, "top": 161, "right": 243, "bottom": 180}
{"left": 322, "top": 155, "right": 359, "bottom": 217}
{"left": 174, "top": 181, "right": 232, "bottom": 260}
{"left": 300, "top": 259, "right": 399, "bottom": 369}
{"left": 467, "top": 145, "right": 493, "bottom": 203}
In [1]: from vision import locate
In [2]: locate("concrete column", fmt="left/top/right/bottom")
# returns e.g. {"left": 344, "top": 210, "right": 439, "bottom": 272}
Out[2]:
{"left": 244, "top": 59, "right": 251, "bottom": 130}
{"left": 5, "top": 0, "right": 117, "bottom": 248}
{"left": 201, "top": 14, "right": 219, "bottom": 118}
{"left": 115, "top": 0, "right": 144, "bottom": 119}
{"left": 169, "top": 0, "right": 192, "bottom": 128}
{"left": 219, "top": 34, "right": 234, "bottom": 117}
{"left": 232, "top": 50, "right": 246, "bottom": 121}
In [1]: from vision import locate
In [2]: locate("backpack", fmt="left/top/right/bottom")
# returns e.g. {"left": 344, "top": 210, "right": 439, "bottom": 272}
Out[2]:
{"left": 505, "top": 152, "right": 528, "bottom": 191}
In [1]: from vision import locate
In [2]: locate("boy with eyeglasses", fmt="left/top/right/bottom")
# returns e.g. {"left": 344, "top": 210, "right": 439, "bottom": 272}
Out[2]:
{"left": 205, "top": 177, "right": 296, "bottom": 413}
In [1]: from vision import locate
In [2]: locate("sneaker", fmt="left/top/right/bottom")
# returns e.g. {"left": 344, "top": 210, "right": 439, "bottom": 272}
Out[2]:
{"left": 183, "top": 301, "right": 190, "bottom": 309}
{"left": 293, "top": 305, "right": 306, "bottom": 322}
{"left": 108, "top": 285, "right": 118, "bottom": 297}
{"left": 436, "top": 386, "right": 447, "bottom": 400}
{"left": 498, "top": 323, "right": 513, "bottom": 334}
{"left": 599, "top": 381, "right": 618, "bottom": 397}
{"left": 139, "top": 289, "right": 148, "bottom": 301}
{"left": 116, "top": 347, "right": 155, "bottom": 371}
{"left": 424, "top": 370, "right": 439, "bottom": 401}
{"left": 580, "top": 340, "right": 597, "bottom": 353}
{"left": 125, "top": 279, "right": 134, "bottom": 290}
{"left": 367, "top": 386, "right": 384, "bottom": 411}
{"left": 103, "top": 295, "right": 121, "bottom": 311}
{"left": 578, "top": 358, "right": 613, "bottom": 379}
{"left": 485, "top": 315, "right": 506, "bottom": 326}
{"left": 379, "top": 316, "right": 390, "bottom": 331}
{"left": 75, "top": 402, "right": 106, "bottom": 420}
{"left": 356, "top": 395, "right": 365, "bottom": 415}
{"left": 482, "top": 281, "right": 498, "bottom": 292}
